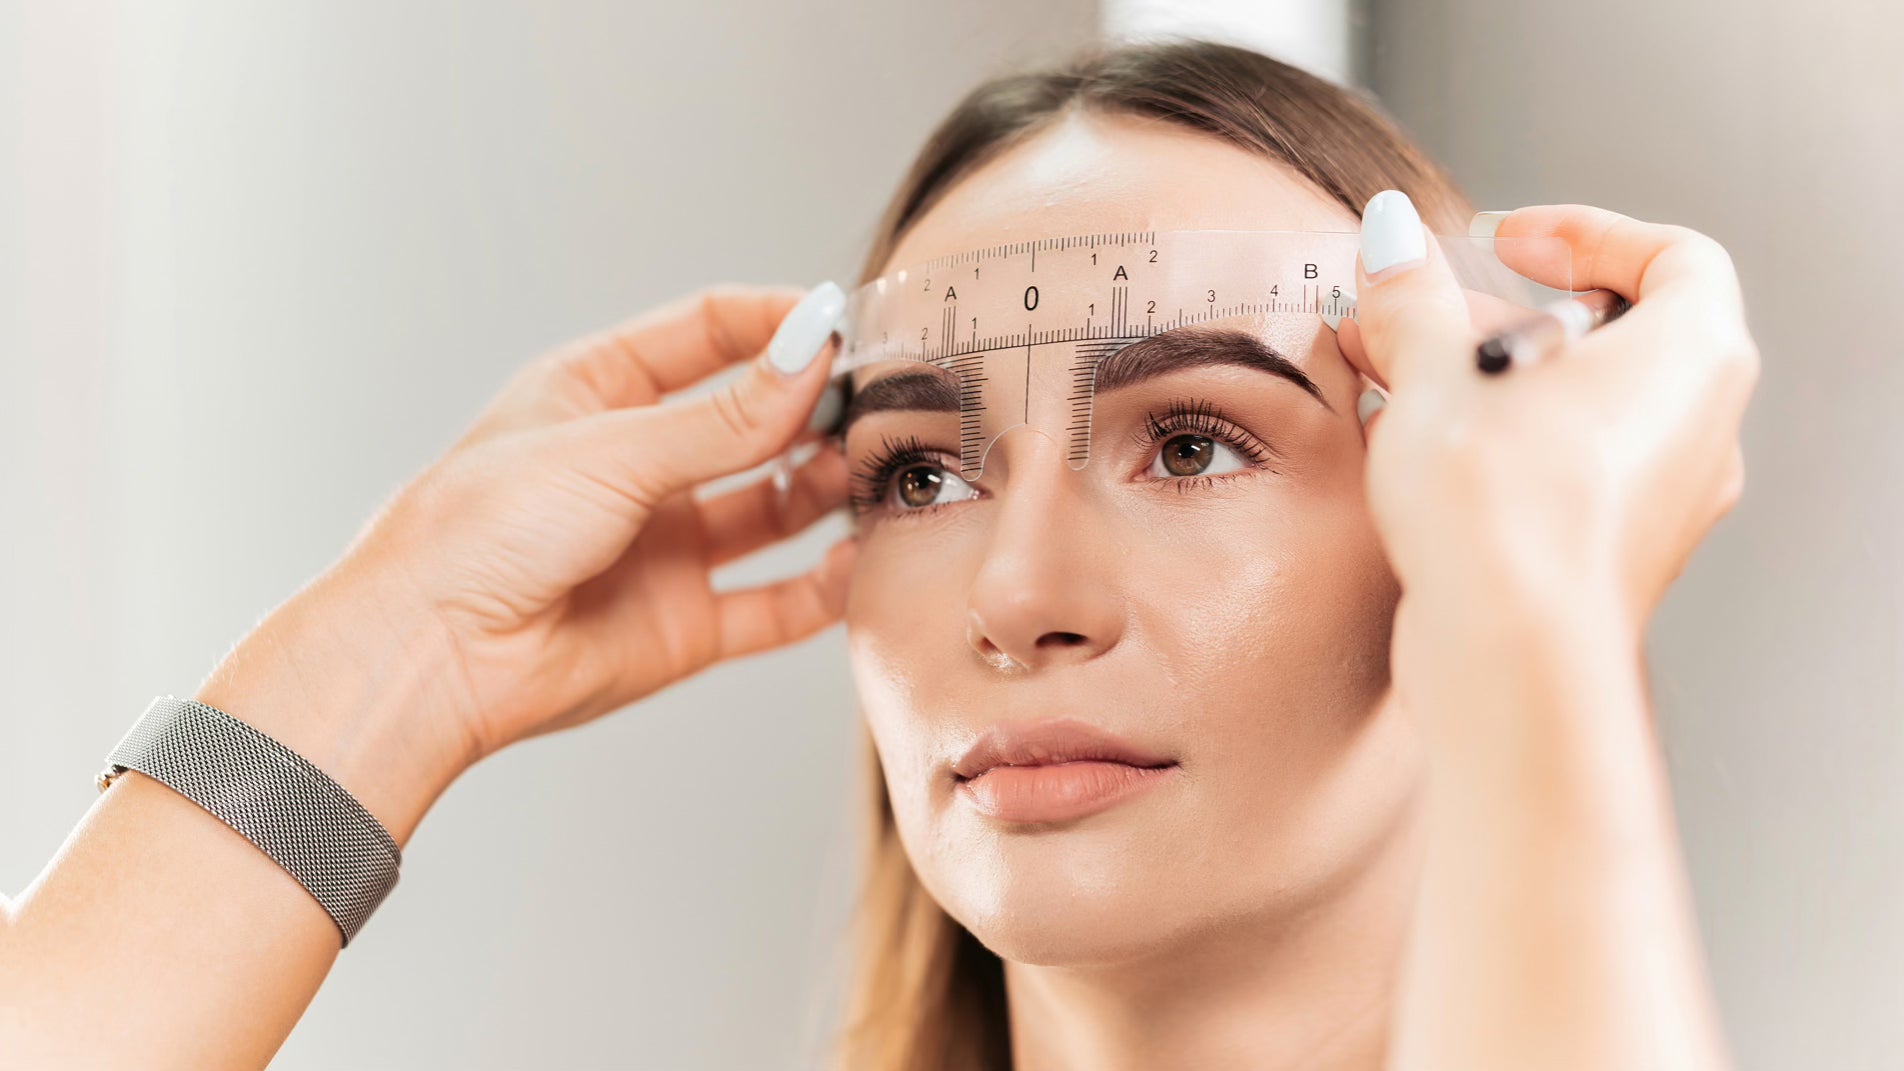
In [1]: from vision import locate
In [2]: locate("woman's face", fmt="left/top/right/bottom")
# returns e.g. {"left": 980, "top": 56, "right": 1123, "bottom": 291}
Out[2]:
{"left": 842, "top": 110, "right": 1419, "bottom": 965}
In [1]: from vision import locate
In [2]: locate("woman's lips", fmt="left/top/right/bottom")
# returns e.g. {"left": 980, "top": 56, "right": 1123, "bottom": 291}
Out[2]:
{"left": 952, "top": 717, "right": 1179, "bottom": 824}
{"left": 958, "top": 760, "right": 1177, "bottom": 823}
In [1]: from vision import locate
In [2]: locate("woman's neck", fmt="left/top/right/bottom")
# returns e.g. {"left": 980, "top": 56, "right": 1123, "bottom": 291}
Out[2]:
{"left": 1002, "top": 799, "right": 1426, "bottom": 1071}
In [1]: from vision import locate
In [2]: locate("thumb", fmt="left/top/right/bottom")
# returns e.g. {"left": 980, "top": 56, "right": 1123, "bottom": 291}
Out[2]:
{"left": 574, "top": 280, "right": 847, "bottom": 509}
{"left": 1353, "top": 190, "right": 1474, "bottom": 394}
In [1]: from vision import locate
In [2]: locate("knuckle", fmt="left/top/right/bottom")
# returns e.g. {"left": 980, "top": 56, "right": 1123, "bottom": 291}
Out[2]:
{"left": 1702, "top": 320, "right": 1761, "bottom": 392}
{"left": 1675, "top": 228, "right": 1745, "bottom": 293}
{"left": 1728, "top": 333, "right": 1762, "bottom": 384}
{"left": 1402, "top": 404, "right": 1490, "bottom": 476}
{"left": 1718, "top": 446, "right": 1747, "bottom": 511}
{"left": 539, "top": 334, "right": 598, "bottom": 380}
{"left": 1641, "top": 225, "right": 1735, "bottom": 292}
{"left": 1413, "top": 401, "right": 1608, "bottom": 507}
{"left": 1689, "top": 304, "right": 1740, "bottom": 351}
{"left": 1583, "top": 215, "right": 1636, "bottom": 281}
{"left": 708, "top": 379, "right": 765, "bottom": 444}
{"left": 612, "top": 441, "right": 670, "bottom": 512}
{"left": 547, "top": 336, "right": 616, "bottom": 397}
{"left": 697, "top": 284, "right": 753, "bottom": 362}
{"left": 1678, "top": 226, "right": 1736, "bottom": 270}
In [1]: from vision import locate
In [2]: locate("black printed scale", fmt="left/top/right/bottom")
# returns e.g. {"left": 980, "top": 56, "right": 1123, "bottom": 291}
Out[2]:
{"left": 839, "top": 230, "right": 1367, "bottom": 476}
{"left": 854, "top": 231, "right": 1362, "bottom": 358}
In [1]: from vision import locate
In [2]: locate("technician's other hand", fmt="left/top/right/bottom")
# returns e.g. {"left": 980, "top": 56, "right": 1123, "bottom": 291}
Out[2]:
{"left": 328, "top": 283, "right": 856, "bottom": 766}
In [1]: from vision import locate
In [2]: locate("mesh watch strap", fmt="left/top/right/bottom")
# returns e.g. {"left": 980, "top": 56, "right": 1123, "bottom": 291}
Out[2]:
{"left": 97, "top": 695, "right": 401, "bottom": 947}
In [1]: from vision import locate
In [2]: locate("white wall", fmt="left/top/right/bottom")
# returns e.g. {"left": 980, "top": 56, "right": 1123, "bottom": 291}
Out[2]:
{"left": 0, "top": 2, "right": 1095, "bottom": 1067}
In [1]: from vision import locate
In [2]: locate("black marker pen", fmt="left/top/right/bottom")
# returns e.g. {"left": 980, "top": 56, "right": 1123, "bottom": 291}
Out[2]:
{"left": 1475, "top": 288, "right": 1632, "bottom": 374}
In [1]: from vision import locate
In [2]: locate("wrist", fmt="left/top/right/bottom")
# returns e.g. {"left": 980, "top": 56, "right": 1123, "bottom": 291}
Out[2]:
{"left": 1386, "top": 567, "right": 1683, "bottom": 899}
{"left": 1401, "top": 554, "right": 1640, "bottom": 654}
{"left": 1392, "top": 571, "right": 1647, "bottom": 737}
{"left": 192, "top": 559, "right": 484, "bottom": 849}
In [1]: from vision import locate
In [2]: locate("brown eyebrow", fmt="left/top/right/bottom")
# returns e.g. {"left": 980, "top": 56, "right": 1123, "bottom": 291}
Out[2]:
{"left": 834, "top": 327, "right": 1330, "bottom": 437}
{"left": 1095, "top": 328, "right": 1330, "bottom": 407}
{"left": 835, "top": 365, "right": 961, "bottom": 438}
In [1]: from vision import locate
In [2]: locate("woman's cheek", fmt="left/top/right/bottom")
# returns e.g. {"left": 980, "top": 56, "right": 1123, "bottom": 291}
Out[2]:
{"left": 1137, "top": 469, "right": 1394, "bottom": 699}
{"left": 845, "top": 540, "right": 968, "bottom": 770}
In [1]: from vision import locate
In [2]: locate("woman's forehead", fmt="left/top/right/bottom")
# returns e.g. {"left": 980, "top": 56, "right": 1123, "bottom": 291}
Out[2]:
{"left": 881, "top": 110, "right": 1359, "bottom": 277}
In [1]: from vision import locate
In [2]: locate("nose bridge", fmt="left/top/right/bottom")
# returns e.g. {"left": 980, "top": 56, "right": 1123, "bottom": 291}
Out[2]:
{"left": 965, "top": 427, "right": 1122, "bottom": 668}
{"left": 984, "top": 425, "right": 1077, "bottom": 544}
{"left": 963, "top": 342, "right": 1086, "bottom": 482}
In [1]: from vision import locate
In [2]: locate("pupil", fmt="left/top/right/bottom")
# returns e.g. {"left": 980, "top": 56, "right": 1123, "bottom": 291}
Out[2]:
{"left": 897, "top": 466, "right": 942, "bottom": 508}
{"left": 1163, "top": 434, "right": 1213, "bottom": 476}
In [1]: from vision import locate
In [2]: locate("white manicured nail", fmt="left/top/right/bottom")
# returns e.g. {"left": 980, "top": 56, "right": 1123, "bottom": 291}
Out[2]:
{"left": 1468, "top": 210, "right": 1511, "bottom": 238}
{"left": 1321, "top": 287, "right": 1356, "bottom": 331}
{"left": 1361, "top": 190, "right": 1426, "bottom": 277}
{"left": 767, "top": 281, "right": 846, "bottom": 376}
{"left": 1357, "top": 386, "right": 1387, "bottom": 427}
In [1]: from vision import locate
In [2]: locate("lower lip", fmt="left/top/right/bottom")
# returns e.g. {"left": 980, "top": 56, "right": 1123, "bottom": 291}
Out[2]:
{"left": 957, "top": 760, "right": 1177, "bottom": 824}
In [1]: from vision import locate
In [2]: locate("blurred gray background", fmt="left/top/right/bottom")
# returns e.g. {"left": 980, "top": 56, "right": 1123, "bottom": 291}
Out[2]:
{"left": 2, "top": 1, "right": 1896, "bottom": 1068}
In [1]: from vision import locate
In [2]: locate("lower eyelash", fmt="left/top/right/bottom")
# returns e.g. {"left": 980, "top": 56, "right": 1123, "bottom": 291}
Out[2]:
{"left": 1161, "top": 472, "right": 1232, "bottom": 495}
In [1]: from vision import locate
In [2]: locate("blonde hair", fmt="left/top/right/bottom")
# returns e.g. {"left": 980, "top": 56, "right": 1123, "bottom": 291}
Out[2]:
{"left": 831, "top": 38, "right": 1473, "bottom": 1071}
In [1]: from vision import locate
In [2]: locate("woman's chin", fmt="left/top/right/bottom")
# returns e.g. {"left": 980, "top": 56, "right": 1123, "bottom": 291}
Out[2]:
{"left": 958, "top": 890, "right": 1200, "bottom": 967}
{"left": 938, "top": 864, "right": 1205, "bottom": 967}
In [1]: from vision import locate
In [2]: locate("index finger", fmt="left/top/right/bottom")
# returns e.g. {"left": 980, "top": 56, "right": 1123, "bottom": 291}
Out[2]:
{"left": 1489, "top": 204, "right": 1745, "bottom": 317}
{"left": 555, "top": 284, "right": 810, "bottom": 407}
{"left": 458, "top": 284, "right": 809, "bottom": 447}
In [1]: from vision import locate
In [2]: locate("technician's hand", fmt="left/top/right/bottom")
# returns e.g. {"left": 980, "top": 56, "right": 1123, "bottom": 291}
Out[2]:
{"left": 1335, "top": 194, "right": 1759, "bottom": 635}
{"left": 329, "top": 283, "right": 855, "bottom": 764}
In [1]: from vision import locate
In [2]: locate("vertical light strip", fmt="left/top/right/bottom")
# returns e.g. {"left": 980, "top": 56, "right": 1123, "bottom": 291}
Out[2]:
{"left": 1100, "top": 0, "right": 1365, "bottom": 88}
{"left": 5, "top": 0, "right": 116, "bottom": 844}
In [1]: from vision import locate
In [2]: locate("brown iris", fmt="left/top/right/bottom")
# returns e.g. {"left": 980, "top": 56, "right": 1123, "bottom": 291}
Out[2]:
{"left": 1159, "top": 434, "right": 1215, "bottom": 476}
{"left": 896, "top": 465, "right": 945, "bottom": 508}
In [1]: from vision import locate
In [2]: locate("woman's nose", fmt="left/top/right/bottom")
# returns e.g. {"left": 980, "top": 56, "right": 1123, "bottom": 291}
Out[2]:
{"left": 964, "top": 431, "right": 1126, "bottom": 672}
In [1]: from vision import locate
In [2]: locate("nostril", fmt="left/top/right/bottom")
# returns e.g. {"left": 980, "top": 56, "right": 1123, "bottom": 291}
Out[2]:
{"left": 1036, "top": 631, "right": 1088, "bottom": 648}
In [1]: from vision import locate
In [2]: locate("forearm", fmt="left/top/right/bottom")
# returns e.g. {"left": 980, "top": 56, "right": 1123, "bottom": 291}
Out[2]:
{"left": 1385, "top": 580, "right": 1733, "bottom": 1071}
{"left": 1, "top": 558, "right": 478, "bottom": 1070}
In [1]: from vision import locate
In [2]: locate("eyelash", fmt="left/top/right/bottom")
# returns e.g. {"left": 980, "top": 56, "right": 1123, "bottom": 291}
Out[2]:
{"left": 1130, "top": 397, "right": 1278, "bottom": 494}
{"left": 846, "top": 398, "right": 1276, "bottom": 518}
{"left": 847, "top": 433, "right": 957, "bottom": 517}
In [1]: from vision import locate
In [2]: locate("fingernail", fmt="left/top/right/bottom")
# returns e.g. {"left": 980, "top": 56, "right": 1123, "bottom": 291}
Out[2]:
{"left": 1356, "top": 386, "right": 1387, "bottom": 427}
{"left": 767, "top": 281, "right": 846, "bottom": 376}
{"left": 1361, "top": 190, "right": 1426, "bottom": 278}
{"left": 1468, "top": 210, "right": 1512, "bottom": 239}
{"left": 1321, "top": 287, "right": 1356, "bottom": 332}
{"left": 807, "top": 372, "right": 848, "bottom": 433}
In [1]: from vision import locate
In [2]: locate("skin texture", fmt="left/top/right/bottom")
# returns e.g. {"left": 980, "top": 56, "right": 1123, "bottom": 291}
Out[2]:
{"left": 844, "top": 112, "right": 1422, "bottom": 1067}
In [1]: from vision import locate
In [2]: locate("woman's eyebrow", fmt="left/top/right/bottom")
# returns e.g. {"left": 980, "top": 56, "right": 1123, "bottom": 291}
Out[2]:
{"left": 838, "top": 327, "right": 1330, "bottom": 437}
{"left": 1094, "top": 328, "right": 1331, "bottom": 410}
{"left": 838, "top": 368, "right": 963, "bottom": 437}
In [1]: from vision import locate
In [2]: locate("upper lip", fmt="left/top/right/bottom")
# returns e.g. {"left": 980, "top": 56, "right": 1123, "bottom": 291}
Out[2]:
{"left": 952, "top": 717, "right": 1177, "bottom": 781}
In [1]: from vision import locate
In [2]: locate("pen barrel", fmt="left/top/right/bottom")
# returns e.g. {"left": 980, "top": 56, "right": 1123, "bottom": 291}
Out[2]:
{"left": 1508, "top": 292, "right": 1624, "bottom": 366}
{"left": 1505, "top": 310, "right": 1575, "bottom": 365}
{"left": 1477, "top": 289, "right": 1630, "bottom": 374}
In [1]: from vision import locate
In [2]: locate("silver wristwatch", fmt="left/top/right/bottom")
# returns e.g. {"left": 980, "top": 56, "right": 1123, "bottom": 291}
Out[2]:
{"left": 97, "top": 695, "right": 402, "bottom": 947}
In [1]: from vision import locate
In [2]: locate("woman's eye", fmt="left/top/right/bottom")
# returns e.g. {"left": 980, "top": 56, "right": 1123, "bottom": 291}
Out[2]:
{"left": 1147, "top": 433, "right": 1249, "bottom": 479}
{"left": 889, "top": 462, "right": 975, "bottom": 511}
